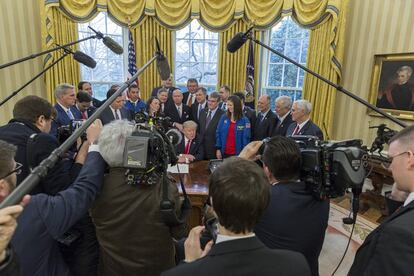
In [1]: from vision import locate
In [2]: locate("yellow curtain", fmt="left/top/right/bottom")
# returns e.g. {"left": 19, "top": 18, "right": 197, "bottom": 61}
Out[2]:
{"left": 131, "top": 17, "right": 173, "bottom": 100}
{"left": 39, "top": 1, "right": 80, "bottom": 103}
{"left": 218, "top": 20, "right": 261, "bottom": 100}
{"left": 302, "top": 0, "right": 348, "bottom": 138}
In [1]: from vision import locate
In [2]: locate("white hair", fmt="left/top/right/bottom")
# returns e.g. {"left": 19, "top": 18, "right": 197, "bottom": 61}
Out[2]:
{"left": 54, "top": 83, "right": 74, "bottom": 99}
{"left": 183, "top": 120, "right": 198, "bottom": 130}
{"left": 398, "top": 66, "right": 413, "bottom": 77}
{"left": 275, "top": 95, "right": 292, "bottom": 109}
{"left": 99, "top": 120, "right": 135, "bottom": 167}
{"left": 294, "top": 99, "right": 312, "bottom": 115}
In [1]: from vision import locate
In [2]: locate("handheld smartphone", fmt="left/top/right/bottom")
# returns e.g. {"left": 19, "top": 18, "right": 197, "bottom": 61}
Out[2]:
{"left": 204, "top": 217, "right": 219, "bottom": 243}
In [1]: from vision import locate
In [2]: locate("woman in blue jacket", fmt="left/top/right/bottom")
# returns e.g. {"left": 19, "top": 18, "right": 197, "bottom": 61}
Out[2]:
{"left": 216, "top": 95, "right": 251, "bottom": 158}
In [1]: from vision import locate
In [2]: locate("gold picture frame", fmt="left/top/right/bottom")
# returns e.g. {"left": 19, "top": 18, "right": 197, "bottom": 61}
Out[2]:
{"left": 368, "top": 53, "right": 414, "bottom": 120}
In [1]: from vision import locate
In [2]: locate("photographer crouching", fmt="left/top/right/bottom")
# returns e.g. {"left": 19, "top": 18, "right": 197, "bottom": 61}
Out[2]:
{"left": 90, "top": 120, "right": 187, "bottom": 276}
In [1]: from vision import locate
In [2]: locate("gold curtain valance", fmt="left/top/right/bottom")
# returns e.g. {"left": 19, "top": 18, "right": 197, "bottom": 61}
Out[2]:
{"left": 45, "top": 0, "right": 341, "bottom": 30}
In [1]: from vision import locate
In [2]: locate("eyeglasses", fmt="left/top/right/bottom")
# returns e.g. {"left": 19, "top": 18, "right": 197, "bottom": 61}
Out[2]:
{"left": 382, "top": 151, "right": 409, "bottom": 169}
{"left": 1, "top": 162, "right": 23, "bottom": 180}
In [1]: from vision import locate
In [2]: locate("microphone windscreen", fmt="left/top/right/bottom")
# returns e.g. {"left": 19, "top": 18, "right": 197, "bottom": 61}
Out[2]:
{"left": 226, "top": 32, "right": 247, "bottom": 53}
{"left": 166, "top": 128, "right": 182, "bottom": 145}
{"left": 156, "top": 55, "right": 171, "bottom": 81}
{"left": 73, "top": 51, "right": 97, "bottom": 69}
{"left": 103, "top": 36, "right": 124, "bottom": 55}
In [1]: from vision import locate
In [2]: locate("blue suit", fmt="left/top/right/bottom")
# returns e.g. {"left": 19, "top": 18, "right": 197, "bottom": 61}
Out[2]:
{"left": 11, "top": 152, "right": 106, "bottom": 276}
{"left": 124, "top": 99, "right": 146, "bottom": 113}
{"left": 215, "top": 115, "right": 251, "bottom": 155}
{"left": 50, "top": 104, "right": 78, "bottom": 137}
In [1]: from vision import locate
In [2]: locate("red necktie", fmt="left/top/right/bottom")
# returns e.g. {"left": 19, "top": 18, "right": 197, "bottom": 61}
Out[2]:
{"left": 185, "top": 139, "right": 191, "bottom": 154}
{"left": 293, "top": 125, "right": 300, "bottom": 135}
{"left": 81, "top": 111, "right": 87, "bottom": 120}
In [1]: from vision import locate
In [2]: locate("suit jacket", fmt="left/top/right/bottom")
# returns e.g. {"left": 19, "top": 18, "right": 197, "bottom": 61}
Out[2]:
{"left": 164, "top": 104, "right": 192, "bottom": 124}
{"left": 286, "top": 120, "right": 324, "bottom": 140}
{"left": 243, "top": 106, "right": 257, "bottom": 138}
{"left": 71, "top": 105, "right": 96, "bottom": 120}
{"left": 349, "top": 200, "right": 414, "bottom": 276}
{"left": 253, "top": 110, "right": 277, "bottom": 141}
{"left": 93, "top": 97, "right": 103, "bottom": 108}
{"left": 255, "top": 181, "right": 329, "bottom": 276}
{"left": 175, "top": 134, "right": 204, "bottom": 161}
{"left": 272, "top": 112, "right": 293, "bottom": 137}
{"left": 99, "top": 107, "right": 134, "bottom": 125}
{"left": 198, "top": 108, "right": 224, "bottom": 159}
{"left": 161, "top": 236, "right": 311, "bottom": 276}
{"left": 191, "top": 102, "right": 207, "bottom": 123}
{"left": 182, "top": 91, "right": 197, "bottom": 107}
{"left": 50, "top": 103, "right": 78, "bottom": 136}
{"left": 11, "top": 152, "right": 105, "bottom": 276}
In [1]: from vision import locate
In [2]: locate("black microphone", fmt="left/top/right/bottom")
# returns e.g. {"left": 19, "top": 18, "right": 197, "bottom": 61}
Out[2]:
{"left": 155, "top": 37, "right": 171, "bottom": 81}
{"left": 59, "top": 45, "right": 97, "bottom": 69}
{"left": 226, "top": 26, "right": 254, "bottom": 53}
{"left": 88, "top": 26, "right": 124, "bottom": 55}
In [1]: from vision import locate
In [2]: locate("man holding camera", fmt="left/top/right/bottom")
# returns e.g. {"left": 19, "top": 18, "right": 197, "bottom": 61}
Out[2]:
{"left": 91, "top": 120, "right": 186, "bottom": 276}
{"left": 241, "top": 137, "right": 329, "bottom": 276}
{"left": 162, "top": 157, "right": 310, "bottom": 276}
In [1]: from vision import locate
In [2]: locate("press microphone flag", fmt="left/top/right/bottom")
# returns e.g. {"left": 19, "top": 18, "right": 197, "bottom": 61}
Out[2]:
{"left": 155, "top": 37, "right": 171, "bottom": 81}
{"left": 88, "top": 26, "right": 124, "bottom": 55}
{"left": 226, "top": 26, "right": 254, "bottom": 53}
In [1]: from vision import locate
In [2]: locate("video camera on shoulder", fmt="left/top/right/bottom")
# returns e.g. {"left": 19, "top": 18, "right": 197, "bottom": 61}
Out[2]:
{"left": 293, "top": 136, "right": 368, "bottom": 200}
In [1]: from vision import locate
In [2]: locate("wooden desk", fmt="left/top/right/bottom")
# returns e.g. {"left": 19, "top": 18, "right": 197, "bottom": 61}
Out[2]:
{"left": 170, "top": 161, "right": 210, "bottom": 229}
{"left": 363, "top": 155, "right": 394, "bottom": 215}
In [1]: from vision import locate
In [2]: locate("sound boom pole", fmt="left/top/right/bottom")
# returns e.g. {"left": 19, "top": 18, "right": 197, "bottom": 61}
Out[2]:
{"left": 0, "top": 51, "right": 166, "bottom": 208}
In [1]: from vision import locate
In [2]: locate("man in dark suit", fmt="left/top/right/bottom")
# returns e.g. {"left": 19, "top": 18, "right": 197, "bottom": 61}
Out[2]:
{"left": 151, "top": 75, "right": 176, "bottom": 98}
{"left": 175, "top": 120, "right": 204, "bottom": 162}
{"left": 253, "top": 95, "right": 277, "bottom": 141}
{"left": 218, "top": 85, "right": 230, "bottom": 110}
{"left": 191, "top": 87, "right": 208, "bottom": 123}
{"left": 162, "top": 158, "right": 310, "bottom": 276}
{"left": 99, "top": 88, "right": 134, "bottom": 125}
{"left": 349, "top": 125, "right": 414, "bottom": 276}
{"left": 72, "top": 91, "right": 96, "bottom": 120}
{"left": 286, "top": 99, "right": 324, "bottom": 140}
{"left": 182, "top": 78, "right": 199, "bottom": 108}
{"left": 272, "top": 95, "right": 293, "bottom": 137}
{"left": 164, "top": 89, "right": 192, "bottom": 130}
{"left": 198, "top": 92, "right": 224, "bottom": 160}
{"left": 78, "top": 81, "right": 102, "bottom": 108}
{"left": 234, "top": 92, "right": 257, "bottom": 137}
{"left": 243, "top": 137, "right": 329, "bottom": 276}
{"left": 50, "top": 83, "right": 78, "bottom": 136}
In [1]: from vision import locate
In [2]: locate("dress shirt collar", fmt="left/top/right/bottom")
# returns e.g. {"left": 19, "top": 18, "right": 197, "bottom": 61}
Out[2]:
{"left": 216, "top": 233, "right": 256, "bottom": 244}
{"left": 297, "top": 118, "right": 310, "bottom": 131}
{"left": 57, "top": 102, "right": 71, "bottom": 113}
{"left": 404, "top": 192, "right": 414, "bottom": 207}
{"left": 277, "top": 111, "right": 290, "bottom": 123}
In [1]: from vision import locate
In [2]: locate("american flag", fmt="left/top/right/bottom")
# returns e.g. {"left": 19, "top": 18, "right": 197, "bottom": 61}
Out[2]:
{"left": 128, "top": 30, "right": 137, "bottom": 77}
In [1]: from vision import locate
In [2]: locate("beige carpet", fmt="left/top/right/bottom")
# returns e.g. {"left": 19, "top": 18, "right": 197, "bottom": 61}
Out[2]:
{"left": 319, "top": 203, "right": 378, "bottom": 276}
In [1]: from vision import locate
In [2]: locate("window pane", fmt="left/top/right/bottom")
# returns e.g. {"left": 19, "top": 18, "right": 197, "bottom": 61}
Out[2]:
{"left": 175, "top": 20, "right": 218, "bottom": 88}
{"left": 78, "top": 12, "right": 125, "bottom": 89}
{"left": 262, "top": 17, "right": 309, "bottom": 102}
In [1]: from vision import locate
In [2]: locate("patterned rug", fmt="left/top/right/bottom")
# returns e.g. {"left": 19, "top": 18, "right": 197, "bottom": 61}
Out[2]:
{"left": 329, "top": 202, "right": 378, "bottom": 244}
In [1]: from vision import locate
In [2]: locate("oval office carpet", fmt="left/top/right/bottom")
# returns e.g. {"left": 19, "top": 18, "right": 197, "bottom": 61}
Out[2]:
{"left": 319, "top": 202, "right": 378, "bottom": 276}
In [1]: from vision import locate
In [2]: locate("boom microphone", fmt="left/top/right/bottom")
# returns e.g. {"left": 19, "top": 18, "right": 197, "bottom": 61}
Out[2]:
{"left": 227, "top": 26, "right": 254, "bottom": 53}
{"left": 155, "top": 37, "right": 171, "bottom": 81}
{"left": 88, "top": 26, "right": 124, "bottom": 55}
{"left": 59, "top": 45, "right": 96, "bottom": 69}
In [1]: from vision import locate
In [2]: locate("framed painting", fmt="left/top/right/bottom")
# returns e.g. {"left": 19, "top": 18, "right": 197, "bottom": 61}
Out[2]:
{"left": 368, "top": 53, "right": 414, "bottom": 120}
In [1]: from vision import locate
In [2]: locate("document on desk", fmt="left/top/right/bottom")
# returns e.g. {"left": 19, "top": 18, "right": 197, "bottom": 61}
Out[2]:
{"left": 167, "top": 164, "right": 189, "bottom": 174}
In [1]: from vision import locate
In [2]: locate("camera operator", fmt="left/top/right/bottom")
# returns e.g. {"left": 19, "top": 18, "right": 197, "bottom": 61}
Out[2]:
{"left": 4, "top": 121, "right": 105, "bottom": 276}
{"left": 0, "top": 95, "right": 88, "bottom": 195}
{"left": 162, "top": 157, "right": 310, "bottom": 276}
{"left": 240, "top": 137, "right": 329, "bottom": 276}
{"left": 0, "top": 140, "right": 31, "bottom": 276}
{"left": 90, "top": 120, "right": 186, "bottom": 276}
